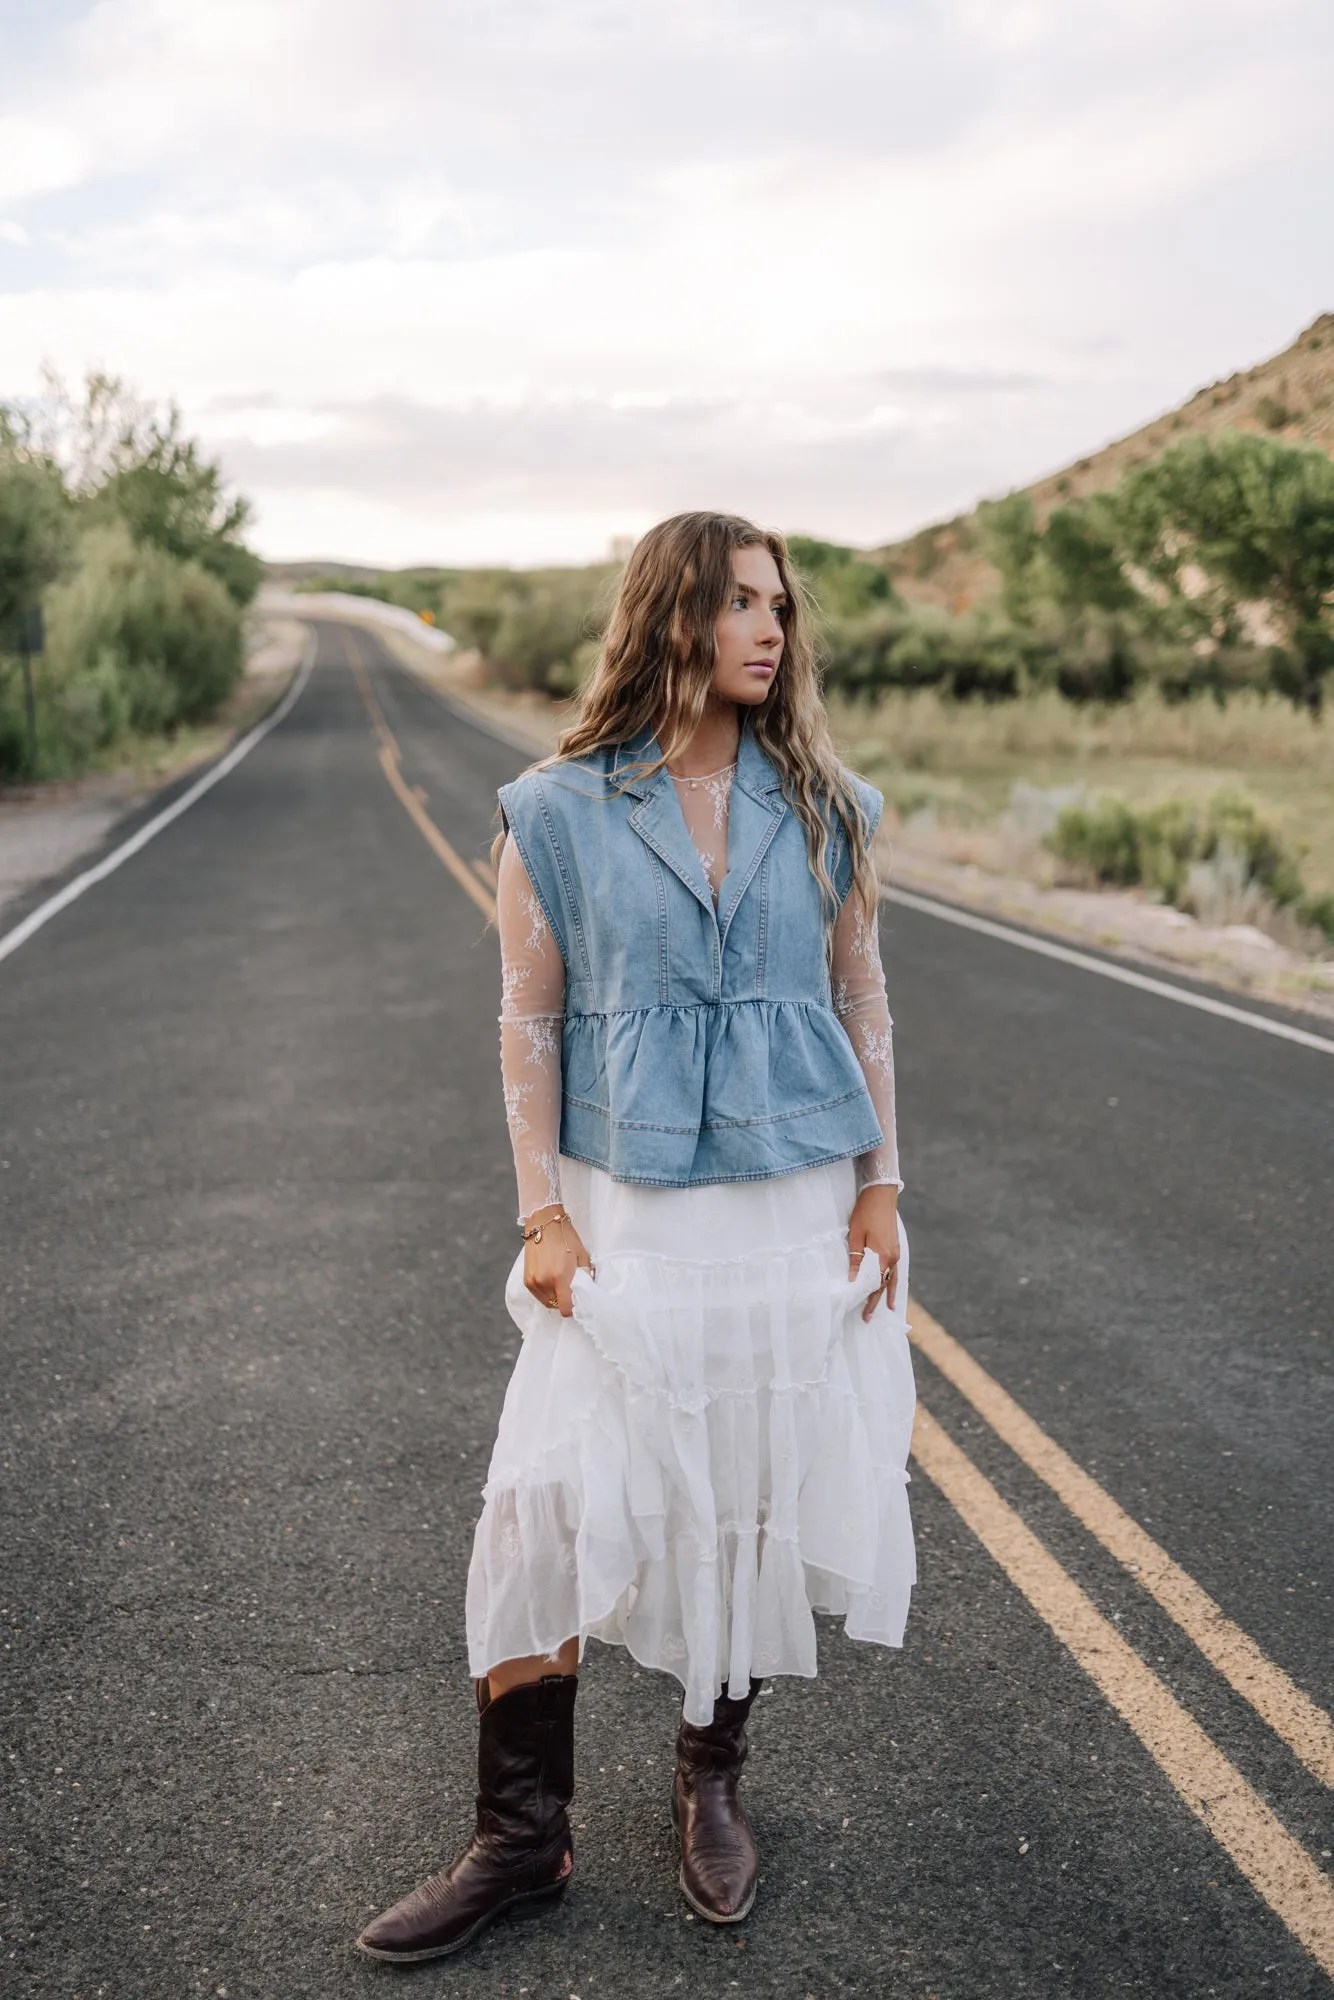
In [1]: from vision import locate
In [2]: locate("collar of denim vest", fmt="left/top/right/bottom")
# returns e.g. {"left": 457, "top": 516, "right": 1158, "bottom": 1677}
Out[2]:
{"left": 609, "top": 718, "right": 785, "bottom": 802}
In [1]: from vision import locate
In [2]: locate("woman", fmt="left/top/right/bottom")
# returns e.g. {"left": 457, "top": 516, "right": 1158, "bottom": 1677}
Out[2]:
{"left": 356, "top": 512, "right": 916, "bottom": 1964}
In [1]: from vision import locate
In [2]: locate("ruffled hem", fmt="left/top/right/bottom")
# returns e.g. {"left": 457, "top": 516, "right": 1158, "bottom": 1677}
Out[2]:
{"left": 465, "top": 1160, "right": 917, "bottom": 1725}
{"left": 559, "top": 998, "right": 884, "bottom": 1185}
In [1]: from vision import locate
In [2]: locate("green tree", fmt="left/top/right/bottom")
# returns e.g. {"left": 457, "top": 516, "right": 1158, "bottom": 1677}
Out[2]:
{"left": 90, "top": 410, "right": 263, "bottom": 605}
{"left": 1040, "top": 498, "right": 1137, "bottom": 615}
{"left": 44, "top": 522, "right": 243, "bottom": 742}
{"left": 0, "top": 418, "right": 71, "bottom": 637}
{"left": 1117, "top": 431, "right": 1334, "bottom": 712}
{"left": 37, "top": 372, "right": 263, "bottom": 607}
{"left": 787, "top": 536, "right": 897, "bottom": 619}
{"left": 977, "top": 492, "right": 1042, "bottom": 621}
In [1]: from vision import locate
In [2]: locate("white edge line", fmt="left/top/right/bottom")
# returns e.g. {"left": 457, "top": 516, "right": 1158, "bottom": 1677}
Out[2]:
{"left": 882, "top": 883, "right": 1334, "bottom": 1056}
{"left": 0, "top": 631, "right": 317, "bottom": 972}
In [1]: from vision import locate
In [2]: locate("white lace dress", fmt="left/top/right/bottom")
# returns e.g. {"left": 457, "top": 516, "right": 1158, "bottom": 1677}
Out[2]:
{"left": 465, "top": 763, "right": 917, "bottom": 1724}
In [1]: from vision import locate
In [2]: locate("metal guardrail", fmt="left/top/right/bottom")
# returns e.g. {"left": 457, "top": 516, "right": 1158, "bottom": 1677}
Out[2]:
{"left": 257, "top": 587, "right": 456, "bottom": 655}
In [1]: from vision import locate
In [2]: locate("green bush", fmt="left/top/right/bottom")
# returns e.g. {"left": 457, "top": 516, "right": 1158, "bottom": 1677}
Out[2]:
{"left": 1047, "top": 788, "right": 1329, "bottom": 936}
{"left": 1, "top": 375, "right": 261, "bottom": 779}
{"left": 436, "top": 564, "right": 616, "bottom": 694}
{"left": 823, "top": 605, "right": 1028, "bottom": 702}
{"left": 1048, "top": 795, "right": 1144, "bottom": 886}
{"left": 4, "top": 523, "right": 244, "bottom": 776}
{"left": 1298, "top": 890, "right": 1334, "bottom": 937}
{"left": 789, "top": 536, "right": 897, "bottom": 620}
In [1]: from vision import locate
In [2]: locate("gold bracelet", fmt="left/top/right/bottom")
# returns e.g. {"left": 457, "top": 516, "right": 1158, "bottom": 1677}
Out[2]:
{"left": 521, "top": 1208, "right": 569, "bottom": 1243}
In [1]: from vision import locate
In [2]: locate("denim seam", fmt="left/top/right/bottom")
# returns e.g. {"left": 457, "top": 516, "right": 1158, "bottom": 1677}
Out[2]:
{"left": 563, "top": 998, "right": 838, "bottom": 1022}
{"left": 554, "top": 1143, "right": 871, "bottom": 1187}
{"left": 563, "top": 1086, "right": 869, "bottom": 1132}
{"left": 497, "top": 793, "right": 570, "bottom": 969}
{"left": 532, "top": 777, "right": 593, "bottom": 983}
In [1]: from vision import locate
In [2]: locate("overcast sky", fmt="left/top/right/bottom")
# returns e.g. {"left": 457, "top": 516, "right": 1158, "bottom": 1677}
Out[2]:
{"left": 1, "top": 0, "right": 1331, "bottom": 566}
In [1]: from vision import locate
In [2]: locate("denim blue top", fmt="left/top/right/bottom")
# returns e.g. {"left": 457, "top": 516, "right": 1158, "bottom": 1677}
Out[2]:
{"left": 497, "top": 721, "right": 885, "bottom": 1188}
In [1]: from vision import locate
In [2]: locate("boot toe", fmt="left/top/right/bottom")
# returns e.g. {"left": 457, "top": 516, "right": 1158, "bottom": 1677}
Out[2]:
{"left": 680, "top": 1842, "right": 758, "bottom": 1923}
{"left": 355, "top": 1906, "right": 424, "bottom": 1960}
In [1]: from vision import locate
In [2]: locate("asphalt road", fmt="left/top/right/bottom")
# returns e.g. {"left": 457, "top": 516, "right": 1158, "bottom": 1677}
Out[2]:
{"left": 2, "top": 620, "right": 1331, "bottom": 2000}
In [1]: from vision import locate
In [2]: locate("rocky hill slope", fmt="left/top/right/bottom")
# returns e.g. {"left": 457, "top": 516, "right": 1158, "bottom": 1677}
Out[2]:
{"left": 879, "top": 311, "right": 1334, "bottom": 612}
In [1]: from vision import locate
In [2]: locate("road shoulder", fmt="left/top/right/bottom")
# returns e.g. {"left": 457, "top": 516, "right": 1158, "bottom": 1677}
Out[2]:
{"left": 0, "top": 617, "right": 306, "bottom": 925}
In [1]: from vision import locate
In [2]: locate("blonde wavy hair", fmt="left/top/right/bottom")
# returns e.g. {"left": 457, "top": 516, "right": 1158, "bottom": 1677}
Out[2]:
{"left": 495, "top": 510, "right": 877, "bottom": 922}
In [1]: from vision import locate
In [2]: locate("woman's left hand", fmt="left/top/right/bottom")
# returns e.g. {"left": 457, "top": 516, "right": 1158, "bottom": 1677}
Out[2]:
{"left": 848, "top": 1184, "right": 901, "bottom": 1322}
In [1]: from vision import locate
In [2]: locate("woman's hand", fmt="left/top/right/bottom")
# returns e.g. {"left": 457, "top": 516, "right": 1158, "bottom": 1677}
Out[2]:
{"left": 848, "top": 1183, "right": 901, "bottom": 1322}
{"left": 522, "top": 1205, "right": 594, "bottom": 1317}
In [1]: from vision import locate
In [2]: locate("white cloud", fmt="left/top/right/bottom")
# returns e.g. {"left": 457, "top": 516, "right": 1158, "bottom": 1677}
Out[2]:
{"left": 1, "top": 0, "right": 1331, "bottom": 561}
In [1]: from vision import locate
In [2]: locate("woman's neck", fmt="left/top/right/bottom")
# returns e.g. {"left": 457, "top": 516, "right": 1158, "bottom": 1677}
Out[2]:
{"left": 665, "top": 699, "right": 741, "bottom": 779}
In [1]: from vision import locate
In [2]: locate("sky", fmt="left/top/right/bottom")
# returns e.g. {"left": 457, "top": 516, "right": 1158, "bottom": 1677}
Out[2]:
{"left": 1, "top": 0, "right": 1332, "bottom": 568}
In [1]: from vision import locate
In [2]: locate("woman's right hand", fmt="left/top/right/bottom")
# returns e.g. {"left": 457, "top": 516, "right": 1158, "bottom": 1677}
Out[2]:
{"left": 522, "top": 1206, "right": 593, "bottom": 1317}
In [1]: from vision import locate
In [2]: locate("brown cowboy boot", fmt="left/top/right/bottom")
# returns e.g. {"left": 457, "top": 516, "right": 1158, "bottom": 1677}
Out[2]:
{"left": 671, "top": 1678, "right": 762, "bottom": 1923}
{"left": 355, "top": 1673, "right": 577, "bottom": 1963}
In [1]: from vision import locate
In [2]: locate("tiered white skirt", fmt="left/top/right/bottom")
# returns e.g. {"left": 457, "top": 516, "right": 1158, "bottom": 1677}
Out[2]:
{"left": 465, "top": 1156, "right": 917, "bottom": 1726}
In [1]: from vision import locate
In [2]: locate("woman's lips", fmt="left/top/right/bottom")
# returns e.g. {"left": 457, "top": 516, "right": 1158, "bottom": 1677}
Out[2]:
{"left": 744, "top": 661, "right": 776, "bottom": 676}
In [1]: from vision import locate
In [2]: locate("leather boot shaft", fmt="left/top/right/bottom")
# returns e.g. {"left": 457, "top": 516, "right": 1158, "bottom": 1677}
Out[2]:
{"left": 475, "top": 1673, "right": 576, "bottom": 1849}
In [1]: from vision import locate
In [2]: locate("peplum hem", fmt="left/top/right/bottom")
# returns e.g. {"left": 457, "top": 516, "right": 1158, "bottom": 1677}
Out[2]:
{"left": 559, "top": 997, "right": 884, "bottom": 1184}
{"left": 465, "top": 1157, "right": 917, "bottom": 1726}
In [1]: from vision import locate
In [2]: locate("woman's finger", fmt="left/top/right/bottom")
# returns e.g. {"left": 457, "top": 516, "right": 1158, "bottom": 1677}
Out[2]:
{"left": 862, "top": 1243, "right": 901, "bottom": 1322}
{"left": 847, "top": 1229, "right": 867, "bottom": 1283}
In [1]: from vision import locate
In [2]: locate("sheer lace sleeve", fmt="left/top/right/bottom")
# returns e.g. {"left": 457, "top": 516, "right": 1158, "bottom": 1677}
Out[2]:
{"left": 497, "top": 834, "right": 566, "bottom": 1222}
{"left": 831, "top": 869, "right": 903, "bottom": 1193}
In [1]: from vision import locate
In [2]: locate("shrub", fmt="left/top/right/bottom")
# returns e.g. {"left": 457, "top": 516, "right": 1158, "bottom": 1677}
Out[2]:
{"left": 491, "top": 575, "right": 603, "bottom": 693}
{"left": 824, "top": 605, "right": 1027, "bottom": 702}
{"left": 13, "top": 523, "right": 244, "bottom": 775}
{"left": 438, "top": 565, "right": 615, "bottom": 694}
{"left": 1298, "top": 890, "right": 1334, "bottom": 937}
{"left": 1255, "top": 394, "right": 1294, "bottom": 432}
{"left": 1047, "top": 796, "right": 1143, "bottom": 887}
{"left": 0, "top": 441, "right": 71, "bottom": 635}
{"left": 1047, "top": 788, "right": 1329, "bottom": 935}
{"left": 789, "top": 536, "right": 896, "bottom": 619}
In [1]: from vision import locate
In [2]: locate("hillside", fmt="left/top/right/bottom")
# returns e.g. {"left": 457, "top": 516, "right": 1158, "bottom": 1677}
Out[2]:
{"left": 264, "top": 313, "right": 1334, "bottom": 620}
{"left": 877, "top": 310, "right": 1334, "bottom": 613}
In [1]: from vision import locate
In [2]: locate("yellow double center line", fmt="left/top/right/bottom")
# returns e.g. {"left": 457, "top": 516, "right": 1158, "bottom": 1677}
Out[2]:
{"left": 346, "top": 620, "right": 1334, "bottom": 1976}
{"left": 911, "top": 1356, "right": 1334, "bottom": 1974}
{"left": 346, "top": 629, "right": 497, "bottom": 924}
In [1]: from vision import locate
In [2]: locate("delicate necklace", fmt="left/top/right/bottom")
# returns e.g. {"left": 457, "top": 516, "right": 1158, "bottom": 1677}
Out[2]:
{"left": 668, "top": 760, "right": 737, "bottom": 787}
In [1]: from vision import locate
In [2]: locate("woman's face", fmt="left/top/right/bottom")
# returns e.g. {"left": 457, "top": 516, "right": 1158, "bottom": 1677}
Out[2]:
{"left": 711, "top": 544, "right": 786, "bottom": 707}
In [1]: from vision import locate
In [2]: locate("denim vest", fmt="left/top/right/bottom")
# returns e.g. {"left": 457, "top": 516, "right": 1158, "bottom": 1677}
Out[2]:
{"left": 497, "top": 722, "right": 884, "bottom": 1187}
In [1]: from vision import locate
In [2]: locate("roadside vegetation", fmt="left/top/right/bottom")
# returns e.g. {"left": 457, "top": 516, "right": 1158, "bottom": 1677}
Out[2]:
{"left": 0, "top": 374, "right": 262, "bottom": 780}
{"left": 828, "top": 430, "right": 1334, "bottom": 715}
{"left": 294, "top": 426, "right": 1334, "bottom": 948}
{"left": 290, "top": 560, "right": 622, "bottom": 696}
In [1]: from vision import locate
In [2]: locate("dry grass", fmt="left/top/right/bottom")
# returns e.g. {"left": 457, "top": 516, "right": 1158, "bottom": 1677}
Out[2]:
{"left": 831, "top": 688, "right": 1334, "bottom": 899}
{"left": 833, "top": 686, "right": 1333, "bottom": 773}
